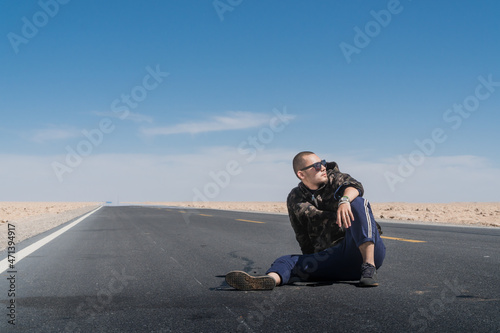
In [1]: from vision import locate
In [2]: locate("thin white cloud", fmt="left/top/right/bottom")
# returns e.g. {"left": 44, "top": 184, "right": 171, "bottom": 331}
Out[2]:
{"left": 93, "top": 111, "right": 153, "bottom": 123}
{"left": 2, "top": 151, "right": 499, "bottom": 203}
{"left": 140, "top": 111, "right": 272, "bottom": 136}
{"left": 30, "top": 126, "right": 81, "bottom": 143}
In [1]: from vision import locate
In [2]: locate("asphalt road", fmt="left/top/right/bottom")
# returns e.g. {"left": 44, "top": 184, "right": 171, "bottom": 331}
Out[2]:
{"left": 0, "top": 206, "right": 499, "bottom": 332}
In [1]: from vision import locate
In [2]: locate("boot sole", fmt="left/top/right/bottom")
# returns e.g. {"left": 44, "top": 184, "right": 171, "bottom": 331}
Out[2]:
{"left": 359, "top": 277, "right": 379, "bottom": 287}
{"left": 225, "top": 271, "right": 276, "bottom": 290}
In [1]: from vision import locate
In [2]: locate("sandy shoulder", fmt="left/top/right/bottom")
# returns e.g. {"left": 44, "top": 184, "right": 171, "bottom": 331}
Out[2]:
{"left": 371, "top": 202, "right": 500, "bottom": 227}
{"left": 0, "top": 202, "right": 100, "bottom": 251}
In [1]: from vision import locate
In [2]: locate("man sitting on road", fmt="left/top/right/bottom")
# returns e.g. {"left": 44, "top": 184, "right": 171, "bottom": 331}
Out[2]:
{"left": 225, "top": 151, "right": 386, "bottom": 290}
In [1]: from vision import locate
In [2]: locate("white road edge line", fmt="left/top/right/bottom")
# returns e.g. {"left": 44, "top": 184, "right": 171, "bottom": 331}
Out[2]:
{"left": 0, "top": 206, "right": 103, "bottom": 274}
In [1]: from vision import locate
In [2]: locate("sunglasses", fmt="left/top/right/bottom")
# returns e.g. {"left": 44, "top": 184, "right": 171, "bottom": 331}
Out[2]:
{"left": 300, "top": 159, "right": 327, "bottom": 172}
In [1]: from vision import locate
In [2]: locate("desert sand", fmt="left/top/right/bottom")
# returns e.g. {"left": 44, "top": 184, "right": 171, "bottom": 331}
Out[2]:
{"left": 0, "top": 202, "right": 100, "bottom": 251}
{"left": 1, "top": 201, "right": 498, "bottom": 251}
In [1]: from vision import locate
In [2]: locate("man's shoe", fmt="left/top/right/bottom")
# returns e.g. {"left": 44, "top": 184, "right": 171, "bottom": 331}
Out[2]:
{"left": 359, "top": 263, "right": 378, "bottom": 287}
{"left": 225, "top": 271, "right": 276, "bottom": 291}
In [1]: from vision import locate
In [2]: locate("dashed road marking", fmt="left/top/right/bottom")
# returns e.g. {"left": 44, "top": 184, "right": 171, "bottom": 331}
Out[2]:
{"left": 381, "top": 236, "right": 426, "bottom": 243}
{"left": 235, "top": 219, "right": 266, "bottom": 224}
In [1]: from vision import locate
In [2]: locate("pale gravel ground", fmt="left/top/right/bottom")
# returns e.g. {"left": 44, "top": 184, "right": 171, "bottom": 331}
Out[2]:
{"left": 0, "top": 202, "right": 100, "bottom": 251}
{"left": 1, "top": 201, "right": 498, "bottom": 252}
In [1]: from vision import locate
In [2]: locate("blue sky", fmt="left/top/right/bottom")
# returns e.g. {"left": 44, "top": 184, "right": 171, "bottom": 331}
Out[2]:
{"left": 1, "top": 0, "right": 499, "bottom": 203}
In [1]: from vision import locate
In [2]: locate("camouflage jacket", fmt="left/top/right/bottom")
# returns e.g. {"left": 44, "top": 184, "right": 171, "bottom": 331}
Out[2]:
{"left": 286, "top": 161, "right": 364, "bottom": 254}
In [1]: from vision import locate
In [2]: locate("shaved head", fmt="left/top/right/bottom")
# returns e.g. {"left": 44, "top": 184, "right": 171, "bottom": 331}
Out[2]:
{"left": 292, "top": 151, "right": 315, "bottom": 177}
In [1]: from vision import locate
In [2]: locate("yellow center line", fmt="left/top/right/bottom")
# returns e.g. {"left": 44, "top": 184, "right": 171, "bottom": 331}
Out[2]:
{"left": 199, "top": 214, "right": 212, "bottom": 217}
{"left": 179, "top": 210, "right": 186, "bottom": 213}
{"left": 235, "top": 219, "right": 266, "bottom": 224}
{"left": 381, "top": 236, "right": 426, "bottom": 243}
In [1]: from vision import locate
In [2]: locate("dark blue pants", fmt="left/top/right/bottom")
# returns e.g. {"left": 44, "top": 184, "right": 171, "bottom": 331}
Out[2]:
{"left": 266, "top": 197, "right": 386, "bottom": 284}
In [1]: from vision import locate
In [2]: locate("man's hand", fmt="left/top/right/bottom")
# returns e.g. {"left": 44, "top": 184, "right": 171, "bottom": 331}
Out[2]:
{"left": 337, "top": 202, "right": 354, "bottom": 228}
{"left": 336, "top": 187, "right": 359, "bottom": 228}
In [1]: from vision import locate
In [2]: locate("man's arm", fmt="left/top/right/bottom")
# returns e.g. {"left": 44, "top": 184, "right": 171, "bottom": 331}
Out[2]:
{"left": 328, "top": 161, "right": 364, "bottom": 200}
{"left": 336, "top": 186, "right": 359, "bottom": 229}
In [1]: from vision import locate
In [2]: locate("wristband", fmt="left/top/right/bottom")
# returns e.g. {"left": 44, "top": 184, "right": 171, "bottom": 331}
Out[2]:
{"left": 338, "top": 196, "right": 350, "bottom": 207}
